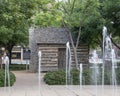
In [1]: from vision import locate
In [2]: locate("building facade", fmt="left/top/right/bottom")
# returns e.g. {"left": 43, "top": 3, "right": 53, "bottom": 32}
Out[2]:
{"left": 29, "top": 27, "right": 89, "bottom": 72}
{"left": 11, "top": 46, "right": 30, "bottom": 64}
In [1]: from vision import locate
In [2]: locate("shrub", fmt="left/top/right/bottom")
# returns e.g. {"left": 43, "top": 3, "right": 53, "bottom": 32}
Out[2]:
{"left": 0, "top": 70, "right": 16, "bottom": 87}
{"left": 44, "top": 67, "right": 120, "bottom": 85}
{"left": 71, "top": 69, "right": 91, "bottom": 85}
{"left": 44, "top": 70, "right": 66, "bottom": 85}
{"left": 116, "top": 68, "right": 120, "bottom": 85}
{"left": 104, "top": 70, "right": 111, "bottom": 85}
{"left": 44, "top": 69, "right": 91, "bottom": 85}
{"left": 82, "top": 69, "right": 91, "bottom": 85}
{"left": 71, "top": 69, "right": 79, "bottom": 85}
{"left": 3, "top": 64, "right": 28, "bottom": 71}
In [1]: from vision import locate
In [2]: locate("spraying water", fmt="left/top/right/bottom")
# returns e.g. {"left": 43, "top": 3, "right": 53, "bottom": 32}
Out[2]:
{"left": 102, "top": 26, "right": 117, "bottom": 96}
{"left": 91, "top": 50, "right": 100, "bottom": 84}
{"left": 38, "top": 51, "right": 42, "bottom": 89}
{"left": 66, "top": 42, "right": 72, "bottom": 85}
{"left": 111, "top": 49, "right": 117, "bottom": 86}
{"left": 91, "top": 50, "right": 99, "bottom": 96}
{"left": 2, "top": 52, "right": 11, "bottom": 96}
{"left": 79, "top": 63, "right": 83, "bottom": 90}
{"left": 111, "top": 49, "right": 117, "bottom": 96}
{"left": 102, "top": 26, "right": 107, "bottom": 87}
{"left": 3, "top": 53, "right": 10, "bottom": 88}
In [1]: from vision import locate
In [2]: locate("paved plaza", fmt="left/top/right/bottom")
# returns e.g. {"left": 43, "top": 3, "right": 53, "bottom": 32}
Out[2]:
{"left": 0, "top": 71, "right": 120, "bottom": 96}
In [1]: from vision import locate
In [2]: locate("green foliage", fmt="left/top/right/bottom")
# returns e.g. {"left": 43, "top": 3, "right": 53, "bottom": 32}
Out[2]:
{"left": 99, "top": 0, "right": 120, "bottom": 48}
{"left": 33, "top": 12, "right": 62, "bottom": 27}
{"left": 0, "top": 70, "right": 16, "bottom": 87}
{"left": 33, "top": 0, "right": 62, "bottom": 27}
{"left": 0, "top": 0, "right": 41, "bottom": 64}
{"left": 2, "top": 64, "right": 27, "bottom": 71}
{"left": 82, "top": 69, "right": 91, "bottom": 85}
{"left": 104, "top": 70, "right": 111, "bottom": 85}
{"left": 32, "top": 0, "right": 120, "bottom": 49}
{"left": 71, "top": 69, "right": 91, "bottom": 85}
{"left": 62, "top": 0, "right": 101, "bottom": 28}
{"left": 116, "top": 68, "right": 120, "bottom": 85}
{"left": 70, "top": 69, "right": 79, "bottom": 85}
{"left": 44, "top": 67, "right": 120, "bottom": 85}
{"left": 10, "top": 64, "right": 28, "bottom": 71}
{"left": 61, "top": 0, "right": 120, "bottom": 48}
{"left": 44, "top": 69, "right": 91, "bottom": 85}
{"left": 0, "top": 26, "right": 13, "bottom": 45}
{"left": 60, "top": 0, "right": 104, "bottom": 49}
{"left": 0, "top": 0, "right": 40, "bottom": 53}
{"left": 95, "top": 65, "right": 117, "bottom": 85}
{"left": 44, "top": 70, "right": 66, "bottom": 85}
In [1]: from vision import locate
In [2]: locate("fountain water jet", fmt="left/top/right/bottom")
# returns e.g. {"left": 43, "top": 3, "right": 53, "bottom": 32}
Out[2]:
{"left": 111, "top": 49, "right": 117, "bottom": 86}
{"left": 79, "top": 63, "right": 83, "bottom": 90}
{"left": 38, "top": 50, "right": 42, "bottom": 96}
{"left": 91, "top": 50, "right": 100, "bottom": 96}
{"left": 2, "top": 52, "right": 11, "bottom": 96}
{"left": 66, "top": 42, "right": 72, "bottom": 86}
{"left": 102, "top": 26, "right": 117, "bottom": 96}
{"left": 91, "top": 50, "right": 100, "bottom": 84}
{"left": 3, "top": 53, "right": 10, "bottom": 88}
{"left": 102, "top": 26, "right": 107, "bottom": 87}
{"left": 38, "top": 50, "right": 42, "bottom": 87}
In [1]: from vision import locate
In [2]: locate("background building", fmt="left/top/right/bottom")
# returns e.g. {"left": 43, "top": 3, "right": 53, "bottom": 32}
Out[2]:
{"left": 11, "top": 46, "right": 30, "bottom": 64}
{"left": 29, "top": 27, "right": 89, "bottom": 72}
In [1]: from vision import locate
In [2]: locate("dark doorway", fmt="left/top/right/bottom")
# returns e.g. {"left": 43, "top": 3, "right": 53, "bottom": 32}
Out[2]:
{"left": 58, "top": 48, "right": 66, "bottom": 69}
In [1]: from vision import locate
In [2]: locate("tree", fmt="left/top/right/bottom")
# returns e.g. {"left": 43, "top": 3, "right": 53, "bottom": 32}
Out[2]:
{"left": 100, "top": 0, "right": 120, "bottom": 49}
{"left": 81, "top": 0, "right": 120, "bottom": 50}
{"left": 33, "top": 0, "right": 101, "bottom": 68}
{"left": 32, "top": 0, "right": 120, "bottom": 68}
{"left": 73, "top": 0, "right": 120, "bottom": 51}
{"left": 32, "top": 0, "right": 62, "bottom": 27}
{"left": 60, "top": 0, "right": 100, "bottom": 68}
{"left": 0, "top": 0, "right": 39, "bottom": 64}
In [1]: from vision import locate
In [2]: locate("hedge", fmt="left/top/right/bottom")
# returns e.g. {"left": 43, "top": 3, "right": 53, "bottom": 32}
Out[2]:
{"left": 44, "top": 68, "right": 120, "bottom": 85}
{"left": 44, "top": 69, "right": 91, "bottom": 85}
{"left": 0, "top": 70, "right": 16, "bottom": 87}
{"left": 2, "top": 64, "right": 28, "bottom": 71}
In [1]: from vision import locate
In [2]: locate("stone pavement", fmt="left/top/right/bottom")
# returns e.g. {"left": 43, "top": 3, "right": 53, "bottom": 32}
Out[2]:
{"left": 0, "top": 71, "right": 120, "bottom": 96}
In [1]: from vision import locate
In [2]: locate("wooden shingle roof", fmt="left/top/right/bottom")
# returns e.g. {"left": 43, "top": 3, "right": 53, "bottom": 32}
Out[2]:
{"left": 34, "top": 27, "right": 70, "bottom": 44}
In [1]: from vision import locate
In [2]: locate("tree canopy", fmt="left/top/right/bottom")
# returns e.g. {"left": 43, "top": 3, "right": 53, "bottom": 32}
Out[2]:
{"left": 0, "top": 0, "right": 119, "bottom": 64}
{"left": 81, "top": 0, "right": 120, "bottom": 49}
{"left": 0, "top": 0, "right": 39, "bottom": 47}
{"left": 32, "top": 0, "right": 120, "bottom": 67}
{"left": 0, "top": 0, "right": 40, "bottom": 63}
{"left": 32, "top": 0, "right": 62, "bottom": 27}
{"left": 100, "top": 0, "right": 120, "bottom": 48}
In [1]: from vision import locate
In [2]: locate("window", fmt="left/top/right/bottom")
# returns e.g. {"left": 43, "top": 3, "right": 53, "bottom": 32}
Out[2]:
{"left": 11, "top": 52, "right": 21, "bottom": 59}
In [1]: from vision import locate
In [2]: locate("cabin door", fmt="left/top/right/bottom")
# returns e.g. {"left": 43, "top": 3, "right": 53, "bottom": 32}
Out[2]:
{"left": 58, "top": 48, "right": 66, "bottom": 69}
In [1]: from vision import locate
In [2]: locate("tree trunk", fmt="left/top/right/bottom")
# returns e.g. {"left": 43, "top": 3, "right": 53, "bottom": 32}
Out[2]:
{"left": 67, "top": 28, "right": 80, "bottom": 69}
{"left": 8, "top": 49, "right": 12, "bottom": 65}
{"left": 73, "top": 47, "right": 79, "bottom": 68}
{"left": 6, "top": 45, "right": 14, "bottom": 65}
{"left": 111, "top": 38, "right": 120, "bottom": 49}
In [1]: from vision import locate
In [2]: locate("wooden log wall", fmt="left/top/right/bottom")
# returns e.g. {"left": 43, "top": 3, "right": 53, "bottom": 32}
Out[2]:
{"left": 38, "top": 44, "right": 89, "bottom": 71}
{"left": 39, "top": 47, "right": 58, "bottom": 67}
{"left": 71, "top": 45, "right": 89, "bottom": 67}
